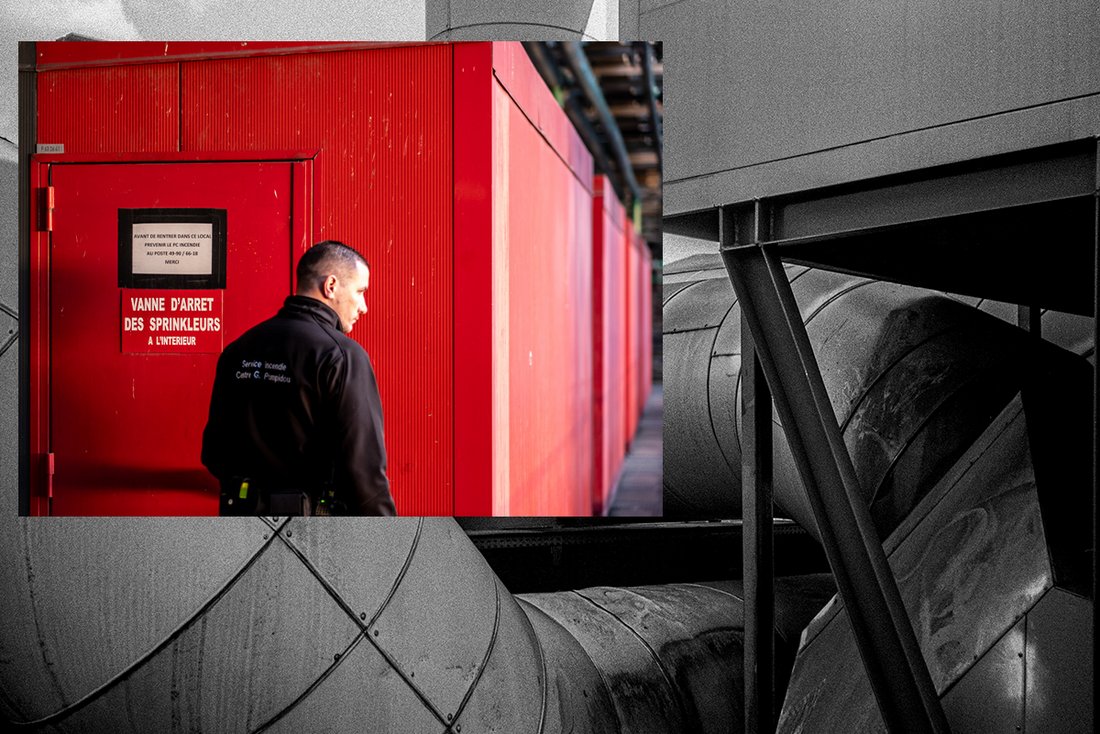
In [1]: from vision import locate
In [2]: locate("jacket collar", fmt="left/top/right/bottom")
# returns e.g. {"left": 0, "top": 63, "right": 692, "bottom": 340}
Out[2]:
{"left": 280, "top": 295, "right": 343, "bottom": 331}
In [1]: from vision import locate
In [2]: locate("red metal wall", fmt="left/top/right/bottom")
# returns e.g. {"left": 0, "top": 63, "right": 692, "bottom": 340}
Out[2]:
{"left": 633, "top": 231, "right": 648, "bottom": 434}
{"left": 453, "top": 42, "right": 495, "bottom": 515}
{"left": 641, "top": 243, "right": 654, "bottom": 407}
{"left": 179, "top": 45, "right": 455, "bottom": 515}
{"left": 624, "top": 216, "right": 639, "bottom": 443}
{"left": 592, "top": 176, "right": 627, "bottom": 514}
{"left": 638, "top": 237, "right": 653, "bottom": 413}
{"left": 38, "top": 64, "right": 178, "bottom": 153}
{"left": 487, "top": 43, "right": 594, "bottom": 515}
{"left": 34, "top": 55, "right": 187, "bottom": 515}
{"left": 45, "top": 161, "right": 298, "bottom": 516}
{"left": 35, "top": 43, "right": 452, "bottom": 515}
{"left": 32, "top": 41, "right": 602, "bottom": 516}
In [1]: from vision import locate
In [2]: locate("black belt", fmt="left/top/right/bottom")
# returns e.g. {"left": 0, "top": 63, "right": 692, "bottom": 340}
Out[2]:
{"left": 261, "top": 491, "right": 312, "bottom": 517}
{"left": 219, "top": 478, "right": 312, "bottom": 516}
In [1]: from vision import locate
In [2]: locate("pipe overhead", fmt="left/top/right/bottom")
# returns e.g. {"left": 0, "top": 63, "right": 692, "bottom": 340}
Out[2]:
{"left": 559, "top": 41, "right": 644, "bottom": 210}
{"left": 639, "top": 41, "right": 663, "bottom": 172}
{"left": 522, "top": 42, "right": 623, "bottom": 202}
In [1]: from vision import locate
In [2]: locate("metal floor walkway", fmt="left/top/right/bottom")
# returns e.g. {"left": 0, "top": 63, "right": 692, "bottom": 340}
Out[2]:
{"left": 607, "top": 384, "right": 664, "bottom": 516}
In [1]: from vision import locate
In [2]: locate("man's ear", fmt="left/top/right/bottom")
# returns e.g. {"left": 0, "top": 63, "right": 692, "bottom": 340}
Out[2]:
{"left": 323, "top": 274, "right": 338, "bottom": 299}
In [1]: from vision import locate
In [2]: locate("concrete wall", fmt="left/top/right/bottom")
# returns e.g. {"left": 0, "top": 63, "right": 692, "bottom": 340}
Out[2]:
{"left": 641, "top": 0, "right": 1100, "bottom": 213}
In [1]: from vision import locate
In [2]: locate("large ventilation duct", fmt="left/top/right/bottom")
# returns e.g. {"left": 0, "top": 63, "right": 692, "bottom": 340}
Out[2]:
{"left": 664, "top": 254, "right": 1093, "bottom": 540}
{"left": 0, "top": 514, "right": 832, "bottom": 733}
{"left": 779, "top": 392, "right": 1093, "bottom": 731}
{"left": 664, "top": 249, "right": 1093, "bottom": 731}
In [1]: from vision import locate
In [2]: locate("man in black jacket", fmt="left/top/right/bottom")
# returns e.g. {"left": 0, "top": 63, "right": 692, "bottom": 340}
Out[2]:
{"left": 202, "top": 240, "right": 396, "bottom": 516}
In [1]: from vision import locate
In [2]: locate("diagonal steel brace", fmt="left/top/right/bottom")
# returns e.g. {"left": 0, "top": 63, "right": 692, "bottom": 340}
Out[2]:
{"left": 721, "top": 221, "right": 950, "bottom": 734}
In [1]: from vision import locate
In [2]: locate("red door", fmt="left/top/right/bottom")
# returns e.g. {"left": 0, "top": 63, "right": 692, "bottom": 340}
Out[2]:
{"left": 46, "top": 160, "right": 306, "bottom": 515}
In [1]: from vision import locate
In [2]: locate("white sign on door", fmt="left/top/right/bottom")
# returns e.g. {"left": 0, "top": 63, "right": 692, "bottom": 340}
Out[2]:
{"left": 131, "top": 222, "right": 214, "bottom": 276}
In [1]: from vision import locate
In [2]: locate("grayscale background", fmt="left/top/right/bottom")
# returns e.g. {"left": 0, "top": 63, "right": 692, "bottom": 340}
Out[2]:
{"left": 5, "top": 1, "right": 1098, "bottom": 731}
{"left": 0, "top": 5, "right": 649, "bottom": 731}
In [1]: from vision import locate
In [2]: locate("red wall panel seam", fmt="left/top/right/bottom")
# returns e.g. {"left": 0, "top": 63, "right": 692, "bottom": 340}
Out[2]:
{"left": 490, "top": 71, "right": 593, "bottom": 194}
{"left": 36, "top": 42, "right": 449, "bottom": 71}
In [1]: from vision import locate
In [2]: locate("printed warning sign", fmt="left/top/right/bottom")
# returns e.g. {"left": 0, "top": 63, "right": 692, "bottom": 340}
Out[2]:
{"left": 121, "top": 289, "right": 223, "bottom": 354}
{"left": 118, "top": 208, "right": 226, "bottom": 289}
{"left": 131, "top": 222, "right": 214, "bottom": 276}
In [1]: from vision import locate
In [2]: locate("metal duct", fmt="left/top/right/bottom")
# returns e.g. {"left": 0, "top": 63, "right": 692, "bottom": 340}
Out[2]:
{"left": 0, "top": 513, "right": 831, "bottom": 733}
{"left": 663, "top": 256, "right": 1093, "bottom": 542}
{"left": 560, "top": 41, "right": 643, "bottom": 210}
{"left": 523, "top": 41, "right": 620, "bottom": 189}
{"left": 779, "top": 392, "right": 1093, "bottom": 731}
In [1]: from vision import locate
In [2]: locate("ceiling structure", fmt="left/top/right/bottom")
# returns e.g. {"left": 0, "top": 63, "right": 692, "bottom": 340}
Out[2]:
{"left": 526, "top": 42, "right": 664, "bottom": 257}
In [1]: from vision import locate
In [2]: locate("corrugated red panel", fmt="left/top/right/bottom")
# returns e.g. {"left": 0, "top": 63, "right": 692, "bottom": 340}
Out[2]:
{"left": 35, "top": 42, "right": 425, "bottom": 71}
{"left": 37, "top": 64, "right": 178, "bottom": 153}
{"left": 592, "top": 176, "right": 627, "bottom": 514}
{"left": 633, "top": 231, "right": 647, "bottom": 435}
{"left": 489, "top": 49, "right": 594, "bottom": 516}
{"left": 643, "top": 245, "right": 649, "bottom": 407}
{"left": 31, "top": 41, "right": 605, "bottom": 517}
{"left": 639, "top": 239, "right": 653, "bottom": 408}
{"left": 490, "top": 42, "right": 593, "bottom": 191}
{"left": 181, "top": 46, "right": 454, "bottom": 515}
{"left": 624, "top": 216, "right": 639, "bottom": 442}
{"left": 47, "top": 161, "right": 294, "bottom": 516}
{"left": 452, "top": 42, "right": 496, "bottom": 516}
{"left": 620, "top": 214, "right": 634, "bottom": 462}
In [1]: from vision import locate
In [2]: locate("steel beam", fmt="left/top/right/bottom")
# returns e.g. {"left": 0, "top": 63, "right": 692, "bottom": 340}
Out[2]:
{"left": 720, "top": 203, "right": 951, "bottom": 734}
{"left": 18, "top": 42, "right": 34, "bottom": 517}
{"left": 1092, "top": 134, "right": 1099, "bottom": 734}
{"left": 664, "top": 209, "right": 718, "bottom": 241}
{"left": 640, "top": 41, "right": 663, "bottom": 173}
{"left": 773, "top": 196, "right": 1094, "bottom": 316}
{"left": 771, "top": 142, "right": 1095, "bottom": 240}
{"left": 1016, "top": 305, "right": 1041, "bottom": 336}
{"left": 742, "top": 337, "right": 775, "bottom": 732}
{"left": 724, "top": 203, "right": 776, "bottom": 734}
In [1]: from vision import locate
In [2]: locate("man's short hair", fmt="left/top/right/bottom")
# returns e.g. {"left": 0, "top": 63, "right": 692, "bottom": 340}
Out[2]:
{"left": 296, "top": 241, "right": 370, "bottom": 293}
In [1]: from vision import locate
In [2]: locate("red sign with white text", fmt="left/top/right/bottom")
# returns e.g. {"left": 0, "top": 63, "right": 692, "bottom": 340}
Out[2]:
{"left": 121, "top": 289, "right": 224, "bottom": 353}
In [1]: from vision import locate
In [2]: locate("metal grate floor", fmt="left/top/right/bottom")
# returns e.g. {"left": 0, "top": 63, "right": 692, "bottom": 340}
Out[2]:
{"left": 607, "top": 384, "right": 664, "bottom": 517}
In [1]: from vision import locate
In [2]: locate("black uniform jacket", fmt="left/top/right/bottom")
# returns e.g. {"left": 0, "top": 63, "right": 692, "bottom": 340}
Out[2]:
{"left": 202, "top": 295, "right": 395, "bottom": 515}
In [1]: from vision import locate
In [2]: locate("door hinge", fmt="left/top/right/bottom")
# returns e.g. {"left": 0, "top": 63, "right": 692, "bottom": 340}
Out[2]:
{"left": 44, "top": 186, "right": 55, "bottom": 232}
{"left": 46, "top": 452, "right": 55, "bottom": 499}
